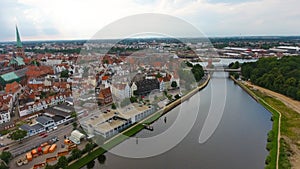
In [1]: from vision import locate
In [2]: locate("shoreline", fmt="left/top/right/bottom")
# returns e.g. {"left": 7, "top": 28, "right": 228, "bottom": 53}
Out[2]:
{"left": 230, "top": 76, "right": 280, "bottom": 169}
{"left": 67, "top": 74, "right": 211, "bottom": 169}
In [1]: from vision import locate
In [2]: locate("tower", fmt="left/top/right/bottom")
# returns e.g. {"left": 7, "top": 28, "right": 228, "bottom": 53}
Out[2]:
{"left": 15, "top": 25, "right": 25, "bottom": 57}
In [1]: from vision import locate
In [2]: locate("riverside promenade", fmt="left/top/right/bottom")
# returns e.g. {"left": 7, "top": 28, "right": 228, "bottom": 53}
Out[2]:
{"left": 67, "top": 74, "right": 211, "bottom": 169}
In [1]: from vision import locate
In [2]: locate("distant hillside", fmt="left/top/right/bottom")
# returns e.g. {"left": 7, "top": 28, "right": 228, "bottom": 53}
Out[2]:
{"left": 241, "top": 56, "right": 300, "bottom": 100}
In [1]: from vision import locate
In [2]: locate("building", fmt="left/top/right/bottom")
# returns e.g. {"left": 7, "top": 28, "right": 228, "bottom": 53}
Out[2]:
{"left": 132, "top": 79, "right": 159, "bottom": 96}
{"left": 20, "top": 123, "right": 45, "bottom": 137}
{"left": 97, "top": 87, "right": 113, "bottom": 105}
{"left": 69, "top": 130, "right": 86, "bottom": 144}
{"left": 0, "top": 72, "right": 21, "bottom": 86}
{"left": 36, "top": 116, "right": 56, "bottom": 130}
{"left": 0, "top": 103, "right": 10, "bottom": 124}
{"left": 15, "top": 26, "right": 25, "bottom": 58}
{"left": 81, "top": 104, "right": 155, "bottom": 139}
{"left": 111, "top": 83, "right": 131, "bottom": 99}
{"left": 44, "top": 103, "right": 74, "bottom": 125}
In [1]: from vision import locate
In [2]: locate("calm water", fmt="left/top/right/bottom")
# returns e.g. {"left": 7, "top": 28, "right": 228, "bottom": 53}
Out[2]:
{"left": 89, "top": 72, "right": 272, "bottom": 169}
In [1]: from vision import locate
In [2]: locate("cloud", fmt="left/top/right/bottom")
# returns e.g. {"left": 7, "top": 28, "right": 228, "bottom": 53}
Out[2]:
{"left": 0, "top": 0, "right": 300, "bottom": 41}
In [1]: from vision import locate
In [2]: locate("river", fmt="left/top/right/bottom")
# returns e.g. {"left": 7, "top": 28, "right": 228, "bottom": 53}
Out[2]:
{"left": 86, "top": 70, "right": 272, "bottom": 169}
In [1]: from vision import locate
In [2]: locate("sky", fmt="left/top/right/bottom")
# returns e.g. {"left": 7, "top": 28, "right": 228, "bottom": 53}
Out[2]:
{"left": 0, "top": 0, "right": 300, "bottom": 41}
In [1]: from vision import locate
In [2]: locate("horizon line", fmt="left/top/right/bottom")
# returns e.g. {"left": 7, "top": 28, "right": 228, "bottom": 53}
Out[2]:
{"left": 1, "top": 35, "right": 300, "bottom": 43}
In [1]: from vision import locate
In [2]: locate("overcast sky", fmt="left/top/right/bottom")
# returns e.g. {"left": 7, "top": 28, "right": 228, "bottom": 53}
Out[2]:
{"left": 1, "top": 0, "right": 300, "bottom": 41}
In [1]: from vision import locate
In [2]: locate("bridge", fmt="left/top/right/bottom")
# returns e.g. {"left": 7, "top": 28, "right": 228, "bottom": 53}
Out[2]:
{"left": 204, "top": 67, "right": 241, "bottom": 72}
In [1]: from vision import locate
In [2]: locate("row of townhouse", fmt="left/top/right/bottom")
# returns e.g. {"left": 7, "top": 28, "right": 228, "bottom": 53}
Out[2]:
{"left": 19, "top": 93, "right": 70, "bottom": 118}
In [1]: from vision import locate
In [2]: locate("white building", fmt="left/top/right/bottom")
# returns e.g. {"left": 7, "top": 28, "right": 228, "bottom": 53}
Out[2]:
{"left": 111, "top": 83, "right": 131, "bottom": 99}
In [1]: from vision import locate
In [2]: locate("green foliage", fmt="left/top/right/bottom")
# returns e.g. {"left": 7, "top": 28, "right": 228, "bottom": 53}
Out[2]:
{"left": 191, "top": 64, "right": 204, "bottom": 82}
{"left": 97, "top": 155, "right": 106, "bottom": 164}
{"left": 156, "top": 72, "right": 162, "bottom": 78}
{"left": 130, "top": 96, "right": 137, "bottom": 103}
{"left": 72, "top": 122, "right": 78, "bottom": 130}
{"left": 241, "top": 56, "right": 300, "bottom": 100}
{"left": 71, "top": 149, "right": 82, "bottom": 159}
{"left": 0, "top": 161, "right": 8, "bottom": 169}
{"left": 86, "top": 160, "right": 95, "bottom": 169}
{"left": 279, "top": 138, "right": 292, "bottom": 169}
{"left": 10, "top": 129, "right": 27, "bottom": 141}
{"left": 0, "top": 151, "right": 12, "bottom": 164}
{"left": 60, "top": 70, "right": 69, "bottom": 78}
{"left": 71, "top": 112, "right": 77, "bottom": 119}
{"left": 111, "top": 103, "right": 117, "bottom": 109}
{"left": 45, "top": 164, "right": 56, "bottom": 169}
{"left": 185, "top": 61, "right": 193, "bottom": 67}
{"left": 57, "top": 156, "right": 68, "bottom": 169}
{"left": 171, "top": 81, "right": 178, "bottom": 88}
{"left": 83, "top": 143, "right": 94, "bottom": 154}
{"left": 228, "top": 61, "right": 240, "bottom": 69}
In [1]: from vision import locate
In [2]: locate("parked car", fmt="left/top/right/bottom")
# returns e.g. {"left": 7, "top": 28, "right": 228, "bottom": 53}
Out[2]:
{"left": 3, "top": 147, "right": 9, "bottom": 151}
{"left": 42, "top": 134, "right": 48, "bottom": 138}
{"left": 39, "top": 132, "right": 46, "bottom": 136}
{"left": 48, "top": 136, "right": 59, "bottom": 144}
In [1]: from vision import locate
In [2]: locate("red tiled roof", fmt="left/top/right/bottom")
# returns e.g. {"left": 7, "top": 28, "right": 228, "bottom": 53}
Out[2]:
{"left": 26, "top": 65, "right": 54, "bottom": 78}
{"left": 102, "top": 76, "right": 109, "bottom": 81}
{"left": 5, "top": 81, "right": 20, "bottom": 93}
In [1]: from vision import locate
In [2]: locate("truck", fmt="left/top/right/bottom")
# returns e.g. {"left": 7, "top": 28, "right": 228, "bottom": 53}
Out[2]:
{"left": 43, "top": 145, "right": 51, "bottom": 154}
{"left": 57, "top": 150, "right": 69, "bottom": 157}
{"left": 49, "top": 144, "right": 57, "bottom": 153}
{"left": 26, "top": 152, "right": 32, "bottom": 161}
{"left": 46, "top": 156, "right": 57, "bottom": 163}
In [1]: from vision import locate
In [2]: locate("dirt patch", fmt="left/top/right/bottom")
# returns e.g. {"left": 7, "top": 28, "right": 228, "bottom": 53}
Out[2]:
{"left": 245, "top": 82, "right": 300, "bottom": 114}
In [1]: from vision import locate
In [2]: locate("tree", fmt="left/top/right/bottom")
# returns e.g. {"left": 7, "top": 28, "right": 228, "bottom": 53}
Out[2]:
{"left": 171, "top": 81, "right": 178, "bottom": 88}
{"left": 97, "top": 154, "right": 106, "bottom": 164}
{"left": 86, "top": 160, "right": 95, "bottom": 169}
{"left": 60, "top": 70, "right": 69, "bottom": 78}
{"left": 156, "top": 72, "right": 162, "bottom": 78}
{"left": 71, "top": 112, "right": 77, "bottom": 119}
{"left": 0, "top": 161, "right": 8, "bottom": 169}
{"left": 130, "top": 96, "right": 137, "bottom": 103}
{"left": 83, "top": 143, "right": 94, "bottom": 154}
{"left": 45, "top": 164, "right": 55, "bottom": 169}
{"left": 10, "top": 130, "right": 27, "bottom": 141}
{"left": 71, "top": 149, "right": 82, "bottom": 159}
{"left": 72, "top": 122, "right": 78, "bottom": 129}
{"left": 0, "top": 152, "right": 12, "bottom": 164}
{"left": 174, "top": 94, "right": 181, "bottom": 100}
{"left": 111, "top": 103, "right": 117, "bottom": 109}
{"left": 57, "top": 156, "right": 68, "bottom": 169}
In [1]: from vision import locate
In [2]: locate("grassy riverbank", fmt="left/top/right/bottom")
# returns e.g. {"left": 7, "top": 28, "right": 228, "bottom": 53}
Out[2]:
{"left": 231, "top": 76, "right": 300, "bottom": 169}
{"left": 67, "top": 75, "right": 210, "bottom": 169}
{"left": 231, "top": 77, "right": 279, "bottom": 169}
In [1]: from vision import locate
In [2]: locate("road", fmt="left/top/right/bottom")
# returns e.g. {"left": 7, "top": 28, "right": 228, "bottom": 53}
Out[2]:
{"left": 5, "top": 124, "right": 73, "bottom": 157}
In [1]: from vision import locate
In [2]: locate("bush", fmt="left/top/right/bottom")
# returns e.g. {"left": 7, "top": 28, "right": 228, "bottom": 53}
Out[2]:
{"left": 265, "top": 155, "right": 271, "bottom": 165}
{"left": 266, "top": 142, "right": 273, "bottom": 151}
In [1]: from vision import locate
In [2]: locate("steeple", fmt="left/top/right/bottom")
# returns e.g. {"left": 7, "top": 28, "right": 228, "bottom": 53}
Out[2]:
{"left": 16, "top": 25, "right": 23, "bottom": 48}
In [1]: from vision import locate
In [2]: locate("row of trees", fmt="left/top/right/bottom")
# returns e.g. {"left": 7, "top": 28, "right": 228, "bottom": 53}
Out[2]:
{"left": 178, "top": 61, "right": 205, "bottom": 90}
{"left": 241, "top": 56, "right": 300, "bottom": 100}
{"left": 46, "top": 142, "right": 98, "bottom": 169}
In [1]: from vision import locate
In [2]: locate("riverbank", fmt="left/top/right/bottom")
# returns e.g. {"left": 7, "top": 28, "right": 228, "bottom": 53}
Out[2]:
{"left": 66, "top": 74, "right": 211, "bottom": 169}
{"left": 230, "top": 76, "right": 300, "bottom": 169}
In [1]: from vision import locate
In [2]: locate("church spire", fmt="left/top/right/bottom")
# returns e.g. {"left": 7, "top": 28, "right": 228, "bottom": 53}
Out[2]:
{"left": 16, "top": 25, "right": 23, "bottom": 48}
